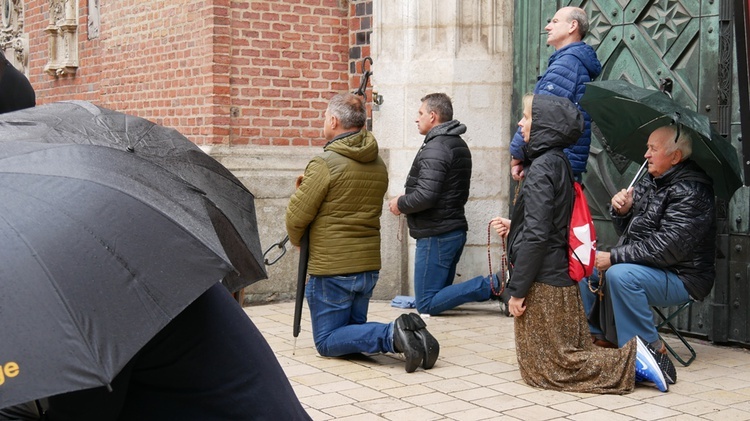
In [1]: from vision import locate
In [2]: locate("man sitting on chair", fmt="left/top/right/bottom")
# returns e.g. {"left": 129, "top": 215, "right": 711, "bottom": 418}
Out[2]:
{"left": 580, "top": 125, "right": 716, "bottom": 358}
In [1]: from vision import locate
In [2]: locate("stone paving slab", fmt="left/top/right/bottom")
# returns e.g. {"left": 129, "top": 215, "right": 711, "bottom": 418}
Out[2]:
{"left": 244, "top": 300, "right": 750, "bottom": 420}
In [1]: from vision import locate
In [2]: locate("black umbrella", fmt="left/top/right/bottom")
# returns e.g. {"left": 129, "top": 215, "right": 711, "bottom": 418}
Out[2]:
{"left": 0, "top": 101, "right": 266, "bottom": 291}
{"left": 0, "top": 141, "right": 239, "bottom": 409}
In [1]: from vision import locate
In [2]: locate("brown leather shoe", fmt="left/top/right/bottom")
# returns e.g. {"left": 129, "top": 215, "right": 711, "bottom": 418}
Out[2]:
{"left": 591, "top": 335, "right": 617, "bottom": 348}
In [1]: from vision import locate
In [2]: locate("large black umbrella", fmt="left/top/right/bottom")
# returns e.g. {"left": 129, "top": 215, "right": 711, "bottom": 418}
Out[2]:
{"left": 0, "top": 141, "right": 240, "bottom": 409}
{"left": 0, "top": 101, "right": 266, "bottom": 291}
{"left": 580, "top": 80, "right": 743, "bottom": 200}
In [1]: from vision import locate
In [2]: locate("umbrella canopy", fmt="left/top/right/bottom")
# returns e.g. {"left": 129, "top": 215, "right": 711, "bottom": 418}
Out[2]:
{"left": 0, "top": 101, "right": 266, "bottom": 291}
{"left": 0, "top": 141, "right": 239, "bottom": 408}
{"left": 580, "top": 80, "right": 743, "bottom": 200}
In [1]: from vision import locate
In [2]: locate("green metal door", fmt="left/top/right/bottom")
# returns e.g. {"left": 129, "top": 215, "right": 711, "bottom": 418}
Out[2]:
{"left": 512, "top": 0, "right": 746, "bottom": 343}
{"left": 514, "top": 0, "right": 721, "bottom": 247}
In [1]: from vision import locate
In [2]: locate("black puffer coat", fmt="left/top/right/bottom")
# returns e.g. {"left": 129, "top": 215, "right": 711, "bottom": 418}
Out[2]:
{"left": 506, "top": 96, "right": 584, "bottom": 298}
{"left": 610, "top": 159, "right": 716, "bottom": 300}
{"left": 398, "top": 120, "right": 472, "bottom": 239}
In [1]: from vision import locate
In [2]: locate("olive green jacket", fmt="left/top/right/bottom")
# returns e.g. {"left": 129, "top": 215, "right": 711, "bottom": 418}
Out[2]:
{"left": 285, "top": 129, "right": 388, "bottom": 276}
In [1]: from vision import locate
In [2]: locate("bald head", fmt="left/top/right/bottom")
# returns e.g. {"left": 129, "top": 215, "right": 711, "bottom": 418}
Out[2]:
{"left": 545, "top": 7, "right": 588, "bottom": 49}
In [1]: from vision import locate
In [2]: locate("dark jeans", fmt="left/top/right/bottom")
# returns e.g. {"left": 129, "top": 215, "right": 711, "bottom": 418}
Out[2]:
{"left": 580, "top": 265, "right": 690, "bottom": 347}
{"left": 414, "top": 230, "right": 494, "bottom": 315}
{"left": 306, "top": 271, "right": 394, "bottom": 356}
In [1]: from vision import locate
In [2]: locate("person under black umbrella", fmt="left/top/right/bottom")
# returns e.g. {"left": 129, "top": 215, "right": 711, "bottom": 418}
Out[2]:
{"left": 0, "top": 284, "right": 312, "bottom": 420}
{"left": 0, "top": 51, "right": 35, "bottom": 114}
{"left": 0, "top": 113, "right": 308, "bottom": 419}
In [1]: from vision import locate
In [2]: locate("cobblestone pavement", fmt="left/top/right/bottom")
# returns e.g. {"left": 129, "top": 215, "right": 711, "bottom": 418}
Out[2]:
{"left": 244, "top": 300, "right": 750, "bottom": 421}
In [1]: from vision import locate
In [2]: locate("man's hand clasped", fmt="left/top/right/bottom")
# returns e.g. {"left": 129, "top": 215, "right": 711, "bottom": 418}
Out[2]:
{"left": 388, "top": 195, "right": 403, "bottom": 216}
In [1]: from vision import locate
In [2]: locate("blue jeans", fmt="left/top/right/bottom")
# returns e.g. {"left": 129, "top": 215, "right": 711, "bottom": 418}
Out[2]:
{"left": 414, "top": 230, "right": 493, "bottom": 315}
{"left": 306, "top": 271, "right": 394, "bottom": 357}
{"left": 580, "top": 264, "right": 690, "bottom": 347}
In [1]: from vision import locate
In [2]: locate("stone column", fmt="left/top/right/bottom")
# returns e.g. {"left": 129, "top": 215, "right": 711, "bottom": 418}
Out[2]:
{"left": 371, "top": 0, "right": 515, "bottom": 296}
{"left": 44, "top": 0, "right": 78, "bottom": 76}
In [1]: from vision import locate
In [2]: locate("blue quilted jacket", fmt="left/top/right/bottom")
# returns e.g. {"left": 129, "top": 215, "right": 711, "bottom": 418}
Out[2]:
{"left": 510, "top": 42, "right": 601, "bottom": 177}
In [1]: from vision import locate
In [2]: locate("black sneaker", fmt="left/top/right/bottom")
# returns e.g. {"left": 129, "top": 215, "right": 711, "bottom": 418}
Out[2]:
{"left": 652, "top": 343, "right": 677, "bottom": 385}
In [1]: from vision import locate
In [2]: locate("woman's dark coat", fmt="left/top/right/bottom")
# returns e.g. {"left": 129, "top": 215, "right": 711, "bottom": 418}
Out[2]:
{"left": 506, "top": 95, "right": 583, "bottom": 298}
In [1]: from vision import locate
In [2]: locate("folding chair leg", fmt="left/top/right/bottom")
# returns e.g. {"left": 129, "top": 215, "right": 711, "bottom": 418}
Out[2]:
{"left": 660, "top": 333, "right": 696, "bottom": 366}
{"left": 652, "top": 303, "right": 697, "bottom": 367}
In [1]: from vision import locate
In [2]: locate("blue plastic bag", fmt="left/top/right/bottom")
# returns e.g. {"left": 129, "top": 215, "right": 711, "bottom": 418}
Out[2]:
{"left": 390, "top": 295, "right": 416, "bottom": 309}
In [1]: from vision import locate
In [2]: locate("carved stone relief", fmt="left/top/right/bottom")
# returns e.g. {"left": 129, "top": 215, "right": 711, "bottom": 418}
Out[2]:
{"left": 88, "top": 0, "right": 99, "bottom": 40}
{"left": 45, "top": 0, "right": 79, "bottom": 76}
{"left": 1, "top": 0, "right": 29, "bottom": 75}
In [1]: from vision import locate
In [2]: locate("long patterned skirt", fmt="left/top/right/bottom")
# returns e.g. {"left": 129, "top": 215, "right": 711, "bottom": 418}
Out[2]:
{"left": 514, "top": 282, "right": 636, "bottom": 394}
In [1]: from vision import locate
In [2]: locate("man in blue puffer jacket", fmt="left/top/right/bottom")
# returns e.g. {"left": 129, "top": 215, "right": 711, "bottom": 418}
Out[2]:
{"left": 510, "top": 6, "right": 601, "bottom": 182}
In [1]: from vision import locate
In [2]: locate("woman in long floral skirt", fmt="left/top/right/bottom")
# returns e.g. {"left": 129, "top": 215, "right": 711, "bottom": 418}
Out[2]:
{"left": 493, "top": 94, "right": 672, "bottom": 394}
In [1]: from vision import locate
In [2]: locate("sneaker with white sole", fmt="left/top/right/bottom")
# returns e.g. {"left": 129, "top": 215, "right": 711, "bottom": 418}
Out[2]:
{"left": 635, "top": 336, "right": 668, "bottom": 392}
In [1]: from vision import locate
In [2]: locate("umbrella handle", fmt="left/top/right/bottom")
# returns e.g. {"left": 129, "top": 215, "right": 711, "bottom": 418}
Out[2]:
{"left": 627, "top": 160, "right": 648, "bottom": 192}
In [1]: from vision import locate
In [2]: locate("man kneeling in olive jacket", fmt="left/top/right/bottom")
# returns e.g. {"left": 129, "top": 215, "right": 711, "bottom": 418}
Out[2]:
{"left": 286, "top": 93, "right": 439, "bottom": 373}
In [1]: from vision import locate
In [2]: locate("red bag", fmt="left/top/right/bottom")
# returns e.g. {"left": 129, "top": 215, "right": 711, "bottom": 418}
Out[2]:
{"left": 568, "top": 182, "right": 596, "bottom": 281}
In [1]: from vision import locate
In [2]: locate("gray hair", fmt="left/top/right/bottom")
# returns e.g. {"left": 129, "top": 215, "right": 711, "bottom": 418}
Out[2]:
{"left": 328, "top": 93, "right": 367, "bottom": 129}
{"left": 420, "top": 93, "right": 453, "bottom": 122}
{"left": 662, "top": 124, "right": 693, "bottom": 160}
{"left": 567, "top": 7, "right": 589, "bottom": 39}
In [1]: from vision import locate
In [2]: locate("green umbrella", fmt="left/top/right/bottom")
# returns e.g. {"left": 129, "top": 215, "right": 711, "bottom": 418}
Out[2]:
{"left": 580, "top": 80, "right": 743, "bottom": 200}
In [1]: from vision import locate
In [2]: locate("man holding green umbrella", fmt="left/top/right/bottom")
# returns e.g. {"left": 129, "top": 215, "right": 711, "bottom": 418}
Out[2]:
{"left": 576, "top": 78, "right": 742, "bottom": 381}
{"left": 580, "top": 124, "right": 716, "bottom": 384}
{"left": 579, "top": 79, "right": 743, "bottom": 201}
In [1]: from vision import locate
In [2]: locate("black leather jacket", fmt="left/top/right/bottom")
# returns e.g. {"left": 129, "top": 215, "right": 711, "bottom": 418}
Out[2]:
{"left": 610, "top": 159, "right": 716, "bottom": 300}
{"left": 398, "top": 120, "right": 471, "bottom": 239}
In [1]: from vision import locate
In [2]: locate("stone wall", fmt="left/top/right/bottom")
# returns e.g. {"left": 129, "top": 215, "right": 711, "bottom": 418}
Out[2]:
{"left": 372, "top": 0, "right": 515, "bottom": 293}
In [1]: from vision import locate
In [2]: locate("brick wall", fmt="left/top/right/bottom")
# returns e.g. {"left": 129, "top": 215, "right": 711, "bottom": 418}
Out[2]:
{"left": 228, "top": 0, "right": 349, "bottom": 146}
{"left": 23, "top": 0, "right": 360, "bottom": 146}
